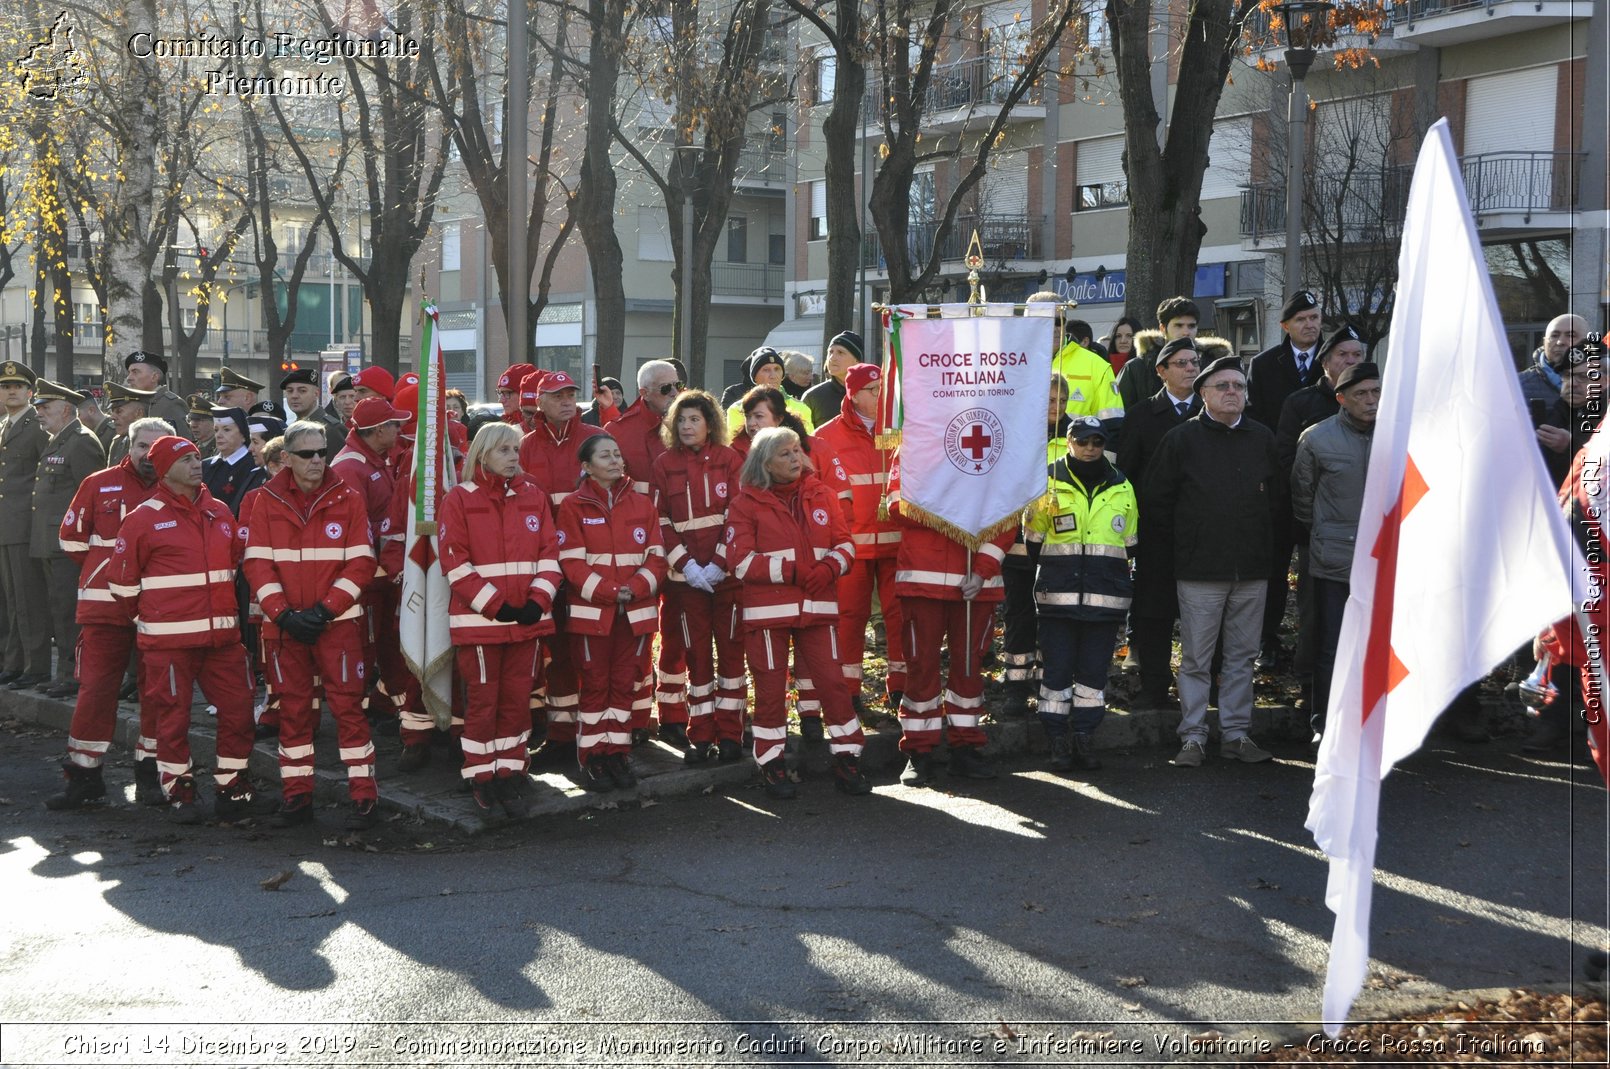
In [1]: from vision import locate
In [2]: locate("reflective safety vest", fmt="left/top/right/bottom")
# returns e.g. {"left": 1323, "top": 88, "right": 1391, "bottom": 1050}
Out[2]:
{"left": 1053, "top": 340, "right": 1123, "bottom": 428}
{"left": 1024, "top": 456, "right": 1138, "bottom": 622}
{"left": 1007, "top": 434, "right": 1069, "bottom": 566}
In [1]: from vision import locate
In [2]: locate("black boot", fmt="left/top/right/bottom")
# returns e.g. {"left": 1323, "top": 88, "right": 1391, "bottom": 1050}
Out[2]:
{"left": 899, "top": 751, "right": 937, "bottom": 787}
{"left": 134, "top": 758, "right": 165, "bottom": 806}
{"left": 1048, "top": 736, "right": 1075, "bottom": 774}
{"left": 833, "top": 754, "right": 871, "bottom": 795}
{"left": 44, "top": 764, "right": 106, "bottom": 811}
{"left": 948, "top": 746, "right": 997, "bottom": 780}
{"left": 684, "top": 741, "right": 715, "bottom": 765}
{"left": 761, "top": 759, "right": 797, "bottom": 799}
{"left": 1069, "top": 733, "right": 1102, "bottom": 771}
{"left": 495, "top": 775, "right": 529, "bottom": 819}
{"left": 656, "top": 722, "right": 689, "bottom": 749}
{"left": 1003, "top": 681, "right": 1031, "bottom": 719}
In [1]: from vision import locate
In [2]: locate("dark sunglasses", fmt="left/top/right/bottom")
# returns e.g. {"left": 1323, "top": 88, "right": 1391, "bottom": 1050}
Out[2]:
{"left": 288, "top": 448, "right": 325, "bottom": 460}
{"left": 655, "top": 382, "right": 684, "bottom": 396}
{"left": 1072, "top": 436, "right": 1106, "bottom": 446}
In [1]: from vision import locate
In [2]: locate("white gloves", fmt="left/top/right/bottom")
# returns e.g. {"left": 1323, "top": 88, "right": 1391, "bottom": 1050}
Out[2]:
{"left": 683, "top": 562, "right": 726, "bottom": 592}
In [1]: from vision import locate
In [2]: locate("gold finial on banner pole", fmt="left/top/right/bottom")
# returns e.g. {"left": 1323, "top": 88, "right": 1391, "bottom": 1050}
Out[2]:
{"left": 965, "top": 230, "right": 986, "bottom": 313}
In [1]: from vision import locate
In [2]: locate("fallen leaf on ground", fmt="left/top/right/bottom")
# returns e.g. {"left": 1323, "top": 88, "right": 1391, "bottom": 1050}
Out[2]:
{"left": 260, "top": 869, "right": 295, "bottom": 891}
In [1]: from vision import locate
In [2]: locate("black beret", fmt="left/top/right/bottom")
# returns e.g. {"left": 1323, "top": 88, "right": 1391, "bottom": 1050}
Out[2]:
{"left": 123, "top": 350, "right": 168, "bottom": 375}
{"left": 1193, "top": 354, "right": 1246, "bottom": 394}
{"left": 1155, "top": 337, "right": 1200, "bottom": 367}
{"left": 329, "top": 373, "right": 355, "bottom": 394}
{"left": 828, "top": 331, "right": 864, "bottom": 361}
{"left": 279, "top": 367, "right": 319, "bottom": 390}
{"left": 247, "top": 399, "right": 286, "bottom": 421}
{"left": 1334, "top": 362, "right": 1380, "bottom": 393}
{"left": 1316, "top": 323, "right": 1365, "bottom": 364}
{"left": 0, "top": 360, "right": 38, "bottom": 386}
{"left": 1280, "top": 290, "right": 1320, "bottom": 322}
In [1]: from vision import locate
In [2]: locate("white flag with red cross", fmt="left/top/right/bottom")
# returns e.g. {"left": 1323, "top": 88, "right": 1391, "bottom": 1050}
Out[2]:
{"left": 1306, "top": 119, "right": 1584, "bottom": 1034}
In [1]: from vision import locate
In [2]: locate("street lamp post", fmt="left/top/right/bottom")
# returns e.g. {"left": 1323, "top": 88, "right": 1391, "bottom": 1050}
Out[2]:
{"left": 675, "top": 144, "right": 700, "bottom": 375}
{"left": 1276, "top": 2, "right": 1334, "bottom": 295}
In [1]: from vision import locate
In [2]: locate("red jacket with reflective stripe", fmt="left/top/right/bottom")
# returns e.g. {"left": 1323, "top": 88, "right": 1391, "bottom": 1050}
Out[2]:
{"left": 107, "top": 483, "right": 243, "bottom": 650}
{"left": 58, "top": 458, "right": 161, "bottom": 626}
{"left": 241, "top": 469, "right": 378, "bottom": 635}
{"left": 519, "top": 416, "right": 604, "bottom": 509}
{"left": 556, "top": 478, "right": 666, "bottom": 637}
{"left": 605, "top": 399, "right": 668, "bottom": 496}
{"left": 651, "top": 442, "right": 744, "bottom": 584}
{"left": 438, "top": 471, "right": 561, "bottom": 645}
{"left": 887, "top": 461, "right": 1012, "bottom": 602}
{"left": 813, "top": 399, "right": 900, "bottom": 558}
{"left": 330, "top": 430, "right": 395, "bottom": 551}
{"left": 719, "top": 476, "right": 855, "bottom": 627}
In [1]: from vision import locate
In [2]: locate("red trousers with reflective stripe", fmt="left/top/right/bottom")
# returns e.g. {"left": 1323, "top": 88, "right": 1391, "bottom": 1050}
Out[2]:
{"left": 457, "top": 639, "right": 538, "bottom": 782}
{"left": 898, "top": 597, "right": 992, "bottom": 754}
{"left": 836, "top": 557, "right": 906, "bottom": 695}
{"left": 650, "top": 592, "right": 690, "bottom": 726}
{"left": 266, "top": 621, "right": 374, "bottom": 802}
{"left": 65, "top": 624, "right": 152, "bottom": 769}
{"left": 142, "top": 644, "right": 256, "bottom": 801}
{"left": 665, "top": 583, "right": 744, "bottom": 745}
{"left": 745, "top": 624, "right": 864, "bottom": 767}
{"left": 534, "top": 630, "right": 579, "bottom": 743}
{"left": 572, "top": 617, "right": 644, "bottom": 764}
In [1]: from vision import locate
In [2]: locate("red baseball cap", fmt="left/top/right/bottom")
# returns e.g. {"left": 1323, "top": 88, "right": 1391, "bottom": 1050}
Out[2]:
{"left": 351, "top": 366, "right": 396, "bottom": 400}
{"left": 351, "top": 395, "right": 409, "bottom": 431}
{"left": 150, "top": 435, "right": 200, "bottom": 479}
{"left": 498, "top": 363, "right": 535, "bottom": 392}
{"left": 540, "top": 370, "right": 579, "bottom": 394}
{"left": 397, "top": 371, "right": 420, "bottom": 391}
{"left": 519, "top": 370, "right": 546, "bottom": 407}
{"left": 844, "top": 363, "right": 882, "bottom": 395}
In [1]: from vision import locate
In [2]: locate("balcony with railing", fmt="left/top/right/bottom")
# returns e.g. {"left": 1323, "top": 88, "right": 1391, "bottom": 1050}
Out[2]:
{"left": 860, "top": 56, "right": 1045, "bottom": 135}
{"left": 1240, "top": 151, "right": 1583, "bottom": 246}
{"left": 711, "top": 262, "right": 784, "bottom": 299}
{"left": 860, "top": 213, "right": 1043, "bottom": 271}
{"left": 1390, "top": 0, "right": 1586, "bottom": 46}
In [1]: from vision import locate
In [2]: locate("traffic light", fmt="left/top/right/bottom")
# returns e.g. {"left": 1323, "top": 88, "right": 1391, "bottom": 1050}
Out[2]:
{"left": 280, "top": 360, "right": 299, "bottom": 372}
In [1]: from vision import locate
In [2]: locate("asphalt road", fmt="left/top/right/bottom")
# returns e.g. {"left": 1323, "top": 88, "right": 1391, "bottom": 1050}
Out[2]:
{"left": 1, "top": 715, "right": 1604, "bottom": 1067}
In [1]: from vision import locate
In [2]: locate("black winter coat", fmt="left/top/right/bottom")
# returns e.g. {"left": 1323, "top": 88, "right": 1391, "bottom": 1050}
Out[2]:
{"left": 1142, "top": 413, "right": 1283, "bottom": 583}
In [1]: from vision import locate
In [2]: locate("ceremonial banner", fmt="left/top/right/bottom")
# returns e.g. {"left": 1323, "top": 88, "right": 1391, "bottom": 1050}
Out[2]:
{"left": 399, "top": 302, "right": 458, "bottom": 727}
{"left": 1305, "top": 120, "right": 1583, "bottom": 1035}
{"left": 882, "top": 304, "right": 1055, "bottom": 547}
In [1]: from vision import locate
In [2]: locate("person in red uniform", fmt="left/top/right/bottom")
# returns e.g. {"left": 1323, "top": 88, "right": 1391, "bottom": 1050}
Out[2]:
{"left": 651, "top": 390, "right": 746, "bottom": 765}
{"left": 496, "top": 363, "right": 535, "bottom": 427}
{"left": 814, "top": 363, "right": 905, "bottom": 718}
{"left": 606, "top": 359, "right": 684, "bottom": 744}
{"left": 720, "top": 426, "right": 870, "bottom": 799}
{"left": 349, "top": 366, "right": 396, "bottom": 404}
{"left": 331, "top": 395, "right": 410, "bottom": 732}
{"left": 439, "top": 421, "right": 562, "bottom": 816}
{"left": 520, "top": 370, "right": 604, "bottom": 762}
{"left": 106, "top": 436, "right": 259, "bottom": 824}
{"left": 888, "top": 458, "right": 1015, "bottom": 786}
{"left": 242, "top": 420, "right": 381, "bottom": 829}
{"left": 44, "top": 417, "right": 170, "bottom": 810}
{"left": 556, "top": 434, "right": 667, "bottom": 791}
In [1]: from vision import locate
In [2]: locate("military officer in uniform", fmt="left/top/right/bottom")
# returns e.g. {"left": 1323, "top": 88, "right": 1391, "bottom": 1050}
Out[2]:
{"left": 278, "top": 367, "right": 344, "bottom": 461}
{"left": 123, "top": 351, "right": 191, "bottom": 441}
{"left": 79, "top": 391, "right": 111, "bottom": 449}
{"left": 102, "top": 381, "right": 156, "bottom": 465}
{"left": 186, "top": 394, "right": 217, "bottom": 459}
{"left": 30, "top": 381, "right": 107, "bottom": 698}
{"left": 201, "top": 405, "right": 262, "bottom": 516}
{"left": 0, "top": 360, "right": 52, "bottom": 689}
{"left": 214, "top": 366, "right": 263, "bottom": 410}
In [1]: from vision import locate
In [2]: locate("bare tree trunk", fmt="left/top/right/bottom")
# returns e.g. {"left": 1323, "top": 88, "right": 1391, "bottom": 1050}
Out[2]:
{"left": 102, "top": 0, "right": 161, "bottom": 376}
{"left": 1109, "top": 0, "right": 1250, "bottom": 326}
{"left": 576, "top": 0, "right": 629, "bottom": 381}
{"left": 51, "top": 261, "right": 74, "bottom": 383}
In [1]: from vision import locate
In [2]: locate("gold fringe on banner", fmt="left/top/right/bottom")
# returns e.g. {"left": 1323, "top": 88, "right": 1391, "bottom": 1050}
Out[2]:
{"left": 895, "top": 499, "right": 1036, "bottom": 552}
{"left": 874, "top": 431, "right": 902, "bottom": 449}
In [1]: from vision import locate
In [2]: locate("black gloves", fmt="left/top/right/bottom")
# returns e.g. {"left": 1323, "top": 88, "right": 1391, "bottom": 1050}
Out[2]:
{"left": 516, "top": 602, "right": 545, "bottom": 626}
{"left": 307, "top": 603, "right": 335, "bottom": 626}
{"left": 276, "top": 609, "right": 322, "bottom": 645}
{"left": 493, "top": 602, "right": 522, "bottom": 623}
{"left": 494, "top": 601, "right": 546, "bottom": 625}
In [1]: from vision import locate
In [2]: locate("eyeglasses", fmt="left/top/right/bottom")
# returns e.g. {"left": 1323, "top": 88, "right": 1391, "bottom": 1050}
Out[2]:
{"left": 288, "top": 448, "right": 325, "bottom": 460}
{"left": 1166, "top": 358, "right": 1201, "bottom": 369}
{"left": 1071, "top": 436, "right": 1106, "bottom": 446}
{"left": 655, "top": 382, "right": 683, "bottom": 396}
{"left": 1206, "top": 382, "right": 1248, "bottom": 393}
